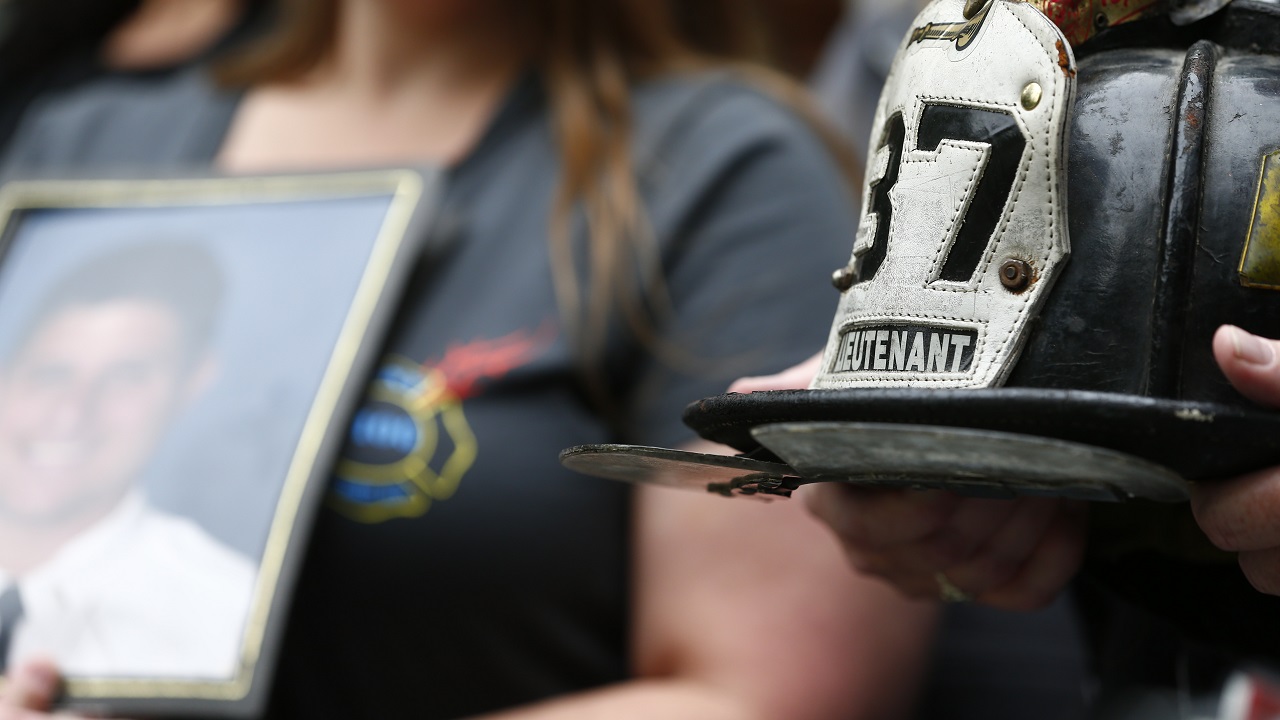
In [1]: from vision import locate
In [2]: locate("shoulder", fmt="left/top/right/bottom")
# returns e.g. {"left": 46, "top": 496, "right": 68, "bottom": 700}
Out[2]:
{"left": 627, "top": 69, "right": 855, "bottom": 253}
{"left": 611, "top": 73, "right": 854, "bottom": 445}
{"left": 630, "top": 69, "right": 836, "bottom": 179}
{"left": 1, "top": 66, "right": 235, "bottom": 174}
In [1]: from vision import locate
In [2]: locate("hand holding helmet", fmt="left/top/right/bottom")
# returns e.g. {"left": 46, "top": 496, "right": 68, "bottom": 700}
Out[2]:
{"left": 1193, "top": 326, "right": 1280, "bottom": 597}
{"left": 730, "top": 352, "right": 1087, "bottom": 609}
{"left": 806, "top": 485, "right": 1087, "bottom": 609}
{"left": 734, "top": 324, "right": 1280, "bottom": 606}
{"left": 737, "top": 326, "right": 1280, "bottom": 606}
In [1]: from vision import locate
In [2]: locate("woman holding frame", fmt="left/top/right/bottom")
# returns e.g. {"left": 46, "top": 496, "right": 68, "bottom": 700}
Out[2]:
{"left": 0, "top": 1, "right": 936, "bottom": 717}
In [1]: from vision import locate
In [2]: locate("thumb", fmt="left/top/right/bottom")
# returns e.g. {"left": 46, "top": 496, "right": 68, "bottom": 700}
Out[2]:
{"left": 1, "top": 659, "right": 61, "bottom": 711}
{"left": 1212, "top": 325, "right": 1280, "bottom": 408}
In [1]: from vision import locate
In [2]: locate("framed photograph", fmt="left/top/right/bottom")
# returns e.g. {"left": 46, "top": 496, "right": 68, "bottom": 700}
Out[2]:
{"left": 0, "top": 171, "right": 439, "bottom": 717}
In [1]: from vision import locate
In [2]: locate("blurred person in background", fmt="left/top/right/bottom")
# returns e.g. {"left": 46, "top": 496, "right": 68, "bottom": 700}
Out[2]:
{"left": 806, "top": 0, "right": 920, "bottom": 161}
{"left": 0, "top": 1, "right": 937, "bottom": 719}
{"left": 0, "top": 0, "right": 265, "bottom": 151}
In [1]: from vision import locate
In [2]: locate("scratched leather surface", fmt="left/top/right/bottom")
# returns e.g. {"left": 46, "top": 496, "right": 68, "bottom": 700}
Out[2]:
{"left": 1004, "top": 49, "right": 1179, "bottom": 394}
{"left": 1011, "top": 43, "right": 1280, "bottom": 402}
{"left": 1178, "top": 52, "right": 1280, "bottom": 404}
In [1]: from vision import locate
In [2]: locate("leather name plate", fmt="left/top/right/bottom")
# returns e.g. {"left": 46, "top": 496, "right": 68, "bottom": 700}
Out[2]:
{"left": 815, "top": 0, "right": 1076, "bottom": 390}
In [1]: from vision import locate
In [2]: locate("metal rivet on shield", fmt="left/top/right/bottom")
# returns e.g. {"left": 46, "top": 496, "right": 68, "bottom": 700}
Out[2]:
{"left": 999, "top": 259, "right": 1033, "bottom": 292}
{"left": 831, "top": 266, "right": 856, "bottom": 292}
{"left": 1020, "top": 82, "right": 1042, "bottom": 111}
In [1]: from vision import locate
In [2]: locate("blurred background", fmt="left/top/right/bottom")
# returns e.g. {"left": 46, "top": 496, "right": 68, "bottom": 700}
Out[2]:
{"left": 0, "top": 1, "right": 1092, "bottom": 718}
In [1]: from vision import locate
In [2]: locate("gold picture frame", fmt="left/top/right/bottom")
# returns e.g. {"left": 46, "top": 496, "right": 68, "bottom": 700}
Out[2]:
{"left": 0, "top": 170, "right": 439, "bottom": 717}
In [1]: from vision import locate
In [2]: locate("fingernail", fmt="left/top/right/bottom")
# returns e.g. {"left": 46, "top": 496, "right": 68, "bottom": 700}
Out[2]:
{"left": 1230, "top": 326, "right": 1275, "bottom": 366}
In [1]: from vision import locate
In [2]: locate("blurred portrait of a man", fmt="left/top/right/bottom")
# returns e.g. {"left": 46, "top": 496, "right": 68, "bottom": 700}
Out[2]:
{"left": 0, "top": 242, "right": 255, "bottom": 680}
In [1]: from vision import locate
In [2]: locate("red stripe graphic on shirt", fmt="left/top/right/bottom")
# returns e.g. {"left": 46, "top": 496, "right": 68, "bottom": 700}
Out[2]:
{"left": 431, "top": 321, "right": 556, "bottom": 399}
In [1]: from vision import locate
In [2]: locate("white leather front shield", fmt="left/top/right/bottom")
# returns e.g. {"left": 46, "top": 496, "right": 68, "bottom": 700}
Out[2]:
{"left": 813, "top": 0, "right": 1076, "bottom": 389}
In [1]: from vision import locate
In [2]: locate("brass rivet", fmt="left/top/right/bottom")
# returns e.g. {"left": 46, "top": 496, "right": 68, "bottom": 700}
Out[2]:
{"left": 999, "top": 259, "right": 1033, "bottom": 292}
{"left": 831, "top": 267, "right": 856, "bottom": 292}
{"left": 1020, "top": 82, "right": 1042, "bottom": 111}
{"left": 963, "top": 0, "right": 987, "bottom": 19}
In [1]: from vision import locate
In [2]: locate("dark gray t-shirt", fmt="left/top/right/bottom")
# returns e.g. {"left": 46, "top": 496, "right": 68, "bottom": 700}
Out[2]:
{"left": 3, "top": 67, "right": 852, "bottom": 718}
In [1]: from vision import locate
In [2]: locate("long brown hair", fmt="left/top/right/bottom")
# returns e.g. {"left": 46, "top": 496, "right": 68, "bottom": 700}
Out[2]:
{"left": 217, "top": 0, "right": 857, "bottom": 412}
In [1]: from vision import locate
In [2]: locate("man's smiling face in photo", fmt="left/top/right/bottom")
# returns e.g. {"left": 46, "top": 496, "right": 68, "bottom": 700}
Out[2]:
{"left": 0, "top": 297, "right": 201, "bottom": 526}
